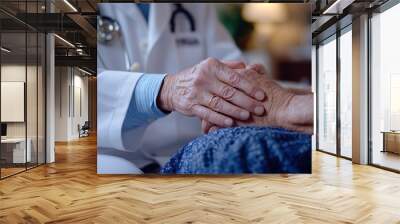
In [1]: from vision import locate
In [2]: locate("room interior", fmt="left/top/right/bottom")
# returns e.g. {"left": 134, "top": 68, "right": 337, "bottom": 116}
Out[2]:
{"left": 0, "top": 0, "right": 97, "bottom": 179}
{"left": 0, "top": 0, "right": 399, "bottom": 223}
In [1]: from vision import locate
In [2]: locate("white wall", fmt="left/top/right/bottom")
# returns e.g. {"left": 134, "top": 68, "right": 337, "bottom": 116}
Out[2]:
{"left": 54, "top": 67, "right": 89, "bottom": 141}
{"left": 1, "top": 64, "right": 46, "bottom": 164}
{"left": 1, "top": 65, "right": 41, "bottom": 138}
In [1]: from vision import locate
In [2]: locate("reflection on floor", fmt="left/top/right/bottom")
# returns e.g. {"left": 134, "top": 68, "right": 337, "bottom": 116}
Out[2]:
{"left": 0, "top": 135, "right": 400, "bottom": 223}
{"left": 0, "top": 163, "right": 42, "bottom": 178}
{"left": 0, "top": 167, "right": 25, "bottom": 177}
{"left": 373, "top": 150, "right": 400, "bottom": 171}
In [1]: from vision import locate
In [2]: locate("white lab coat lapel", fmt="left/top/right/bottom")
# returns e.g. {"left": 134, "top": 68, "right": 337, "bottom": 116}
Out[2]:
{"left": 119, "top": 4, "right": 147, "bottom": 72}
{"left": 146, "top": 4, "right": 172, "bottom": 70}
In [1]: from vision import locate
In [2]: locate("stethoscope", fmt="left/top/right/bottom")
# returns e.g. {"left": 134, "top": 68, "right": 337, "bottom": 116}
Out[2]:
{"left": 98, "top": 3, "right": 195, "bottom": 44}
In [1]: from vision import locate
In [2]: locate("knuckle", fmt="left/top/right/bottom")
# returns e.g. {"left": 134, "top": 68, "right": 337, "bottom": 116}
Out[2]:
{"left": 252, "top": 63, "right": 262, "bottom": 70}
{"left": 244, "top": 68, "right": 253, "bottom": 76}
{"left": 251, "top": 100, "right": 261, "bottom": 110}
{"left": 234, "top": 108, "right": 243, "bottom": 116}
{"left": 205, "top": 57, "right": 218, "bottom": 65}
{"left": 221, "top": 85, "right": 236, "bottom": 99}
{"left": 186, "top": 91, "right": 197, "bottom": 100}
{"left": 228, "top": 73, "right": 241, "bottom": 86}
{"left": 203, "top": 110, "right": 211, "bottom": 121}
{"left": 180, "top": 99, "right": 191, "bottom": 110}
{"left": 209, "top": 96, "right": 223, "bottom": 110}
{"left": 193, "top": 75, "right": 205, "bottom": 87}
{"left": 178, "top": 87, "right": 189, "bottom": 96}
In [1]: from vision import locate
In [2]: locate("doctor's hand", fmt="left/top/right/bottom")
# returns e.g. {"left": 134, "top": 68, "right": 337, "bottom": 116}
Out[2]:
{"left": 157, "top": 58, "right": 266, "bottom": 128}
{"left": 202, "top": 64, "right": 314, "bottom": 134}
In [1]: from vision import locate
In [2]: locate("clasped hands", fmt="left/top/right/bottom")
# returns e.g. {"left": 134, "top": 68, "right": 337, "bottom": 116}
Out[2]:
{"left": 157, "top": 58, "right": 313, "bottom": 134}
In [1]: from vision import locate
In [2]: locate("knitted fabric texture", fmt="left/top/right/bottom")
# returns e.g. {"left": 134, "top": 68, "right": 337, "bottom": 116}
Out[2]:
{"left": 161, "top": 126, "right": 311, "bottom": 174}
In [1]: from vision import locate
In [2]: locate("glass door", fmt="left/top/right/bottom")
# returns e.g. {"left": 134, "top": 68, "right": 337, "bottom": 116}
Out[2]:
{"left": 1, "top": 30, "right": 28, "bottom": 178}
{"left": 0, "top": 0, "right": 46, "bottom": 179}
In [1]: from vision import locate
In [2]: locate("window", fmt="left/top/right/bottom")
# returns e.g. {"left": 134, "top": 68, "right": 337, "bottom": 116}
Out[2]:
{"left": 370, "top": 2, "right": 400, "bottom": 171}
{"left": 317, "top": 36, "right": 337, "bottom": 154}
{"left": 339, "top": 27, "right": 352, "bottom": 158}
{"left": 0, "top": 1, "right": 46, "bottom": 179}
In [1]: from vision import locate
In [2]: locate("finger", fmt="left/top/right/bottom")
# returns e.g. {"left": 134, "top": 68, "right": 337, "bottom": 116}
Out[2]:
{"left": 234, "top": 68, "right": 269, "bottom": 102}
{"left": 201, "top": 120, "right": 219, "bottom": 134}
{"left": 221, "top": 60, "right": 246, "bottom": 69}
{"left": 201, "top": 120, "right": 209, "bottom": 133}
{"left": 201, "top": 92, "right": 251, "bottom": 120}
{"left": 209, "top": 81, "right": 265, "bottom": 116}
{"left": 290, "top": 124, "right": 313, "bottom": 135}
{"left": 247, "top": 63, "right": 267, "bottom": 76}
{"left": 236, "top": 68, "right": 262, "bottom": 81}
{"left": 192, "top": 105, "right": 233, "bottom": 128}
{"left": 212, "top": 62, "right": 265, "bottom": 101}
{"left": 209, "top": 126, "right": 219, "bottom": 133}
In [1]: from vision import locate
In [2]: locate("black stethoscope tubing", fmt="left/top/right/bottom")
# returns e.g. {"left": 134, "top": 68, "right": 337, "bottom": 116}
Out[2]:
{"left": 98, "top": 3, "right": 195, "bottom": 43}
{"left": 169, "top": 3, "right": 196, "bottom": 33}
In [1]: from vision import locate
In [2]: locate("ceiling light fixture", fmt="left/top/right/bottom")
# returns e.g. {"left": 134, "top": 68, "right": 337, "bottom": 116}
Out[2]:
{"left": 78, "top": 67, "right": 93, "bottom": 76}
{"left": 1, "top": 47, "right": 11, "bottom": 53}
{"left": 54, "top": 34, "right": 75, "bottom": 48}
{"left": 63, "top": 0, "right": 78, "bottom": 12}
{"left": 323, "top": 0, "right": 355, "bottom": 15}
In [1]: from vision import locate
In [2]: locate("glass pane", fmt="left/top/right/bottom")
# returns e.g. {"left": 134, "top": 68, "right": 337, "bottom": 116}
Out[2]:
{"left": 1, "top": 30, "right": 27, "bottom": 177}
{"left": 26, "top": 0, "right": 39, "bottom": 170}
{"left": 317, "top": 36, "right": 337, "bottom": 154}
{"left": 339, "top": 29, "right": 352, "bottom": 158}
{"left": 38, "top": 32, "right": 45, "bottom": 165}
{"left": 27, "top": 31, "right": 38, "bottom": 169}
{"left": 371, "top": 3, "right": 400, "bottom": 171}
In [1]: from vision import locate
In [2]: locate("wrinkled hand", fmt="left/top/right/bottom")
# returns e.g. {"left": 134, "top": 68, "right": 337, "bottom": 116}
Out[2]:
{"left": 157, "top": 58, "right": 266, "bottom": 128}
{"left": 202, "top": 64, "right": 313, "bottom": 134}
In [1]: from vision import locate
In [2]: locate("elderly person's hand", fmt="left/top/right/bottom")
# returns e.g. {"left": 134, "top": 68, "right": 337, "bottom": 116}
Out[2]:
{"left": 157, "top": 58, "right": 266, "bottom": 128}
{"left": 202, "top": 64, "right": 313, "bottom": 134}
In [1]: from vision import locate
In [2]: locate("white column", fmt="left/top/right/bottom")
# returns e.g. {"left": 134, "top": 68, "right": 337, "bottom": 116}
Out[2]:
{"left": 46, "top": 33, "right": 55, "bottom": 163}
{"left": 352, "top": 14, "right": 369, "bottom": 164}
{"left": 45, "top": 0, "right": 56, "bottom": 163}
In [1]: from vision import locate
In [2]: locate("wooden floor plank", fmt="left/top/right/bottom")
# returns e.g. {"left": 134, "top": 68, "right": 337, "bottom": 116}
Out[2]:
{"left": 0, "top": 135, "right": 399, "bottom": 223}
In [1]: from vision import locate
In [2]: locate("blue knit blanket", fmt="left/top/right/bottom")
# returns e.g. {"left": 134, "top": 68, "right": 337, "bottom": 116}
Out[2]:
{"left": 161, "top": 126, "right": 311, "bottom": 174}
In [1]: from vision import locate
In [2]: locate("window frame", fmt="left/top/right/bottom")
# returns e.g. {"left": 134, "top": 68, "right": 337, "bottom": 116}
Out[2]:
{"left": 315, "top": 20, "right": 353, "bottom": 161}
{"left": 367, "top": 0, "right": 400, "bottom": 173}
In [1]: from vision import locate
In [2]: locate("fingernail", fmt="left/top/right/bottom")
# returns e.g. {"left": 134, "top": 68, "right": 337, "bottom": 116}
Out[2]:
{"left": 224, "top": 118, "right": 233, "bottom": 126}
{"left": 255, "top": 90, "right": 264, "bottom": 100}
{"left": 254, "top": 106, "right": 264, "bottom": 115}
{"left": 210, "top": 127, "right": 218, "bottom": 132}
{"left": 240, "top": 111, "right": 250, "bottom": 120}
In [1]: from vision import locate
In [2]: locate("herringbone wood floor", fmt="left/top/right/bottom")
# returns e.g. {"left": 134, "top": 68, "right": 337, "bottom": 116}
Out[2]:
{"left": 1, "top": 135, "right": 400, "bottom": 224}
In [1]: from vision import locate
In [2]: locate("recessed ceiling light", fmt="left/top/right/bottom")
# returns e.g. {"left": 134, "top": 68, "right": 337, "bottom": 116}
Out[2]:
{"left": 323, "top": 0, "right": 355, "bottom": 15}
{"left": 78, "top": 67, "right": 93, "bottom": 76}
{"left": 54, "top": 34, "right": 75, "bottom": 48}
{"left": 63, "top": 0, "right": 78, "bottom": 12}
{"left": 1, "top": 47, "right": 11, "bottom": 53}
